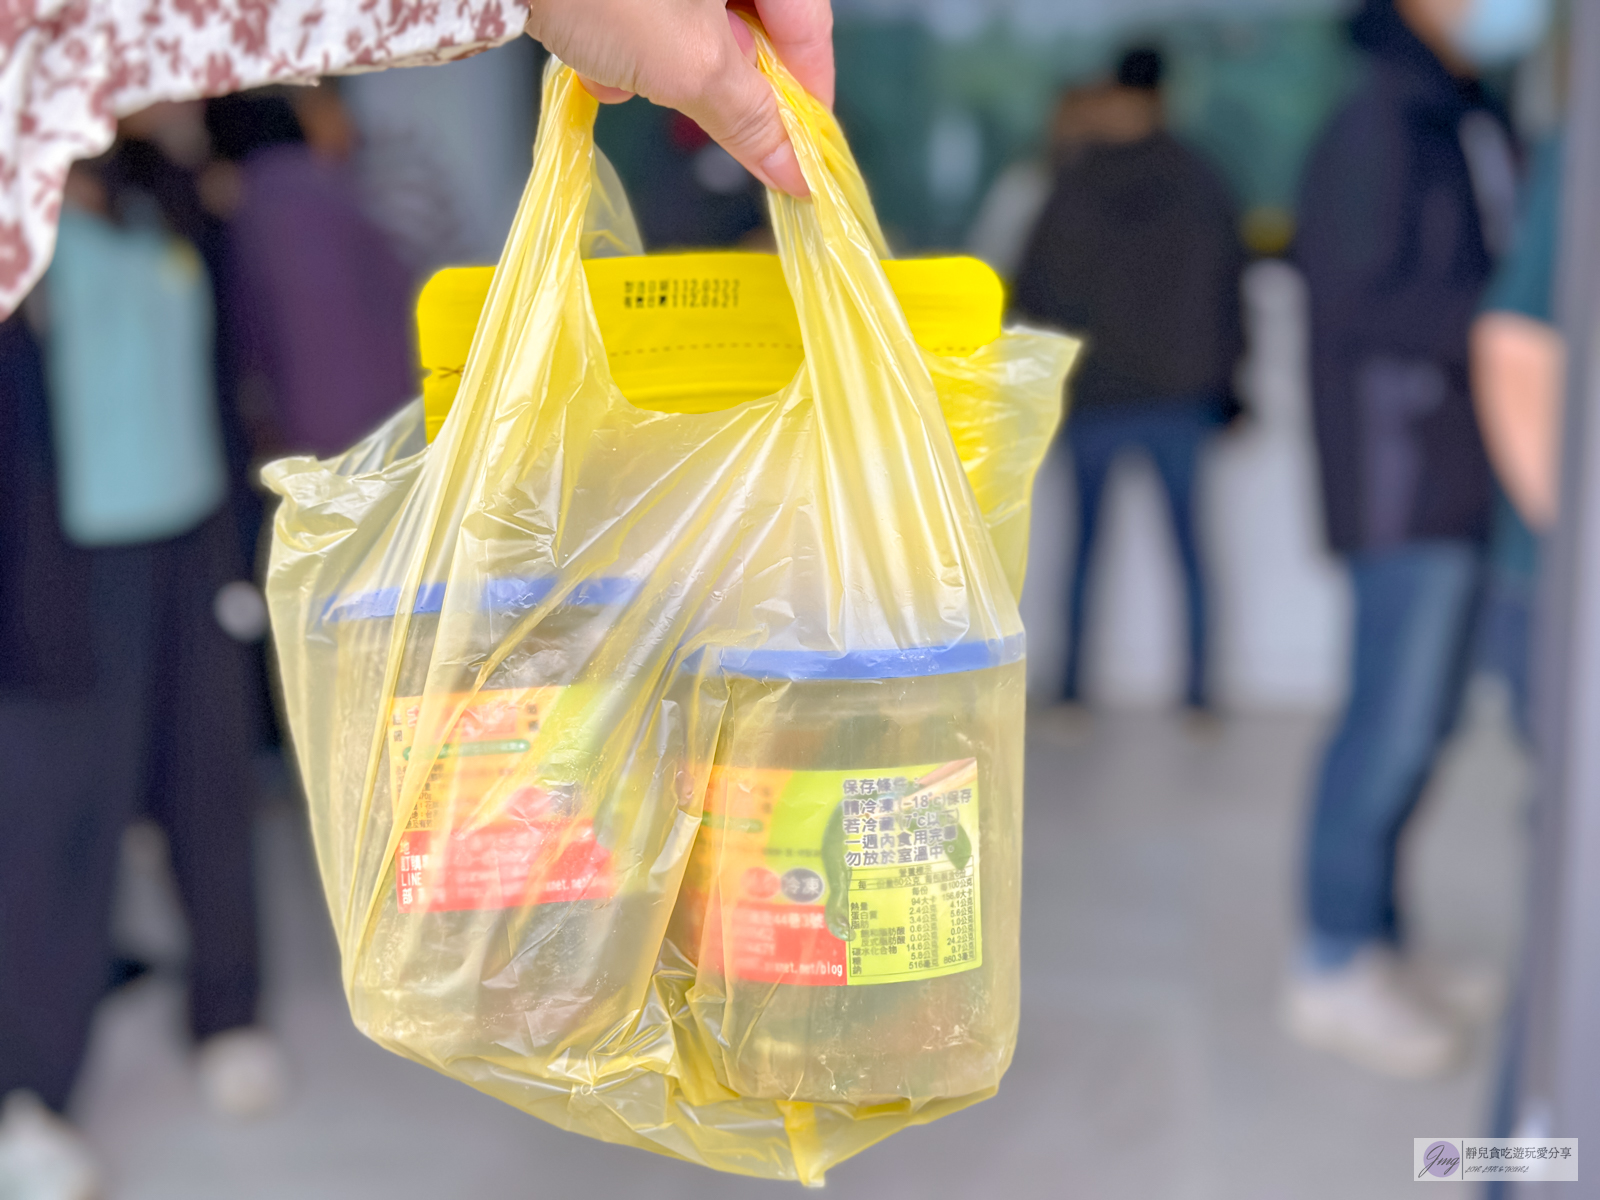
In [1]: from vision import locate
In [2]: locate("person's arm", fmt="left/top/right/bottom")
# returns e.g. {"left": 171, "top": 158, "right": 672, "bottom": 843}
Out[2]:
{"left": 0, "top": 1, "right": 525, "bottom": 316}
{"left": 1471, "top": 136, "right": 1565, "bottom": 530}
{"left": 0, "top": 0, "right": 833, "bottom": 317}
{"left": 1471, "top": 310, "right": 1565, "bottom": 529}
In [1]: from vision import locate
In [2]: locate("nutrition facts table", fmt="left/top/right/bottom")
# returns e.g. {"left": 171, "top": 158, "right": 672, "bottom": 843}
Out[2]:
{"left": 846, "top": 862, "right": 980, "bottom": 983}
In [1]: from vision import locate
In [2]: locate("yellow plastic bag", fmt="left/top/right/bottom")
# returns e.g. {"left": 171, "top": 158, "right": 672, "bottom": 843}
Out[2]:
{"left": 264, "top": 37, "right": 1077, "bottom": 1186}
{"left": 414, "top": 252, "right": 1070, "bottom": 599}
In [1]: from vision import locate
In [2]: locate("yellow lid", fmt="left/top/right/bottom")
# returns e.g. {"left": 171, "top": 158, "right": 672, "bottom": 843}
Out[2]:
{"left": 417, "top": 252, "right": 1004, "bottom": 440}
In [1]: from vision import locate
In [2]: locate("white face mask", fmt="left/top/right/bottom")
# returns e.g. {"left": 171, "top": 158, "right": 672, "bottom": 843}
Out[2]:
{"left": 1450, "top": 0, "right": 1553, "bottom": 68}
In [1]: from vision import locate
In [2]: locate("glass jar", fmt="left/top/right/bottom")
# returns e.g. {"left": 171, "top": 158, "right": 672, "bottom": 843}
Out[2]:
{"left": 325, "top": 577, "right": 648, "bottom": 1063}
{"left": 681, "top": 643, "right": 1025, "bottom": 1106}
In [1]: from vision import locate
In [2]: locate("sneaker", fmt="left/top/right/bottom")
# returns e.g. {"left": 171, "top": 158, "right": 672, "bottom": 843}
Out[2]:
{"left": 1283, "top": 947, "right": 1460, "bottom": 1079}
{"left": 0, "top": 1091, "right": 100, "bottom": 1200}
{"left": 1405, "top": 958, "right": 1508, "bottom": 1025}
{"left": 196, "top": 1028, "right": 290, "bottom": 1119}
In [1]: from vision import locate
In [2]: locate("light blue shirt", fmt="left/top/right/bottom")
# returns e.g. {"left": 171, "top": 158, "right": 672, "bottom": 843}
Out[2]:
{"left": 46, "top": 207, "right": 227, "bottom": 547}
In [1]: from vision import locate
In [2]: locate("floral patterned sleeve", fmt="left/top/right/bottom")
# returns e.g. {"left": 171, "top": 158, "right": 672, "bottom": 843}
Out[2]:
{"left": 0, "top": 0, "right": 528, "bottom": 315}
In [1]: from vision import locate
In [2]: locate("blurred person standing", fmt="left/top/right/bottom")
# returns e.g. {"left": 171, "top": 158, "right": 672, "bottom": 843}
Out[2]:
{"left": 200, "top": 86, "right": 418, "bottom": 770}
{"left": 0, "top": 109, "right": 286, "bottom": 1199}
{"left": 207, "top": 84, "right": 418, "bottom": 466}
{"left": 1014, "top": 47, "right": 1246, "bottom": 713}
{"left": 1286, "top": 0, "right": 1547, "bottom": 1077}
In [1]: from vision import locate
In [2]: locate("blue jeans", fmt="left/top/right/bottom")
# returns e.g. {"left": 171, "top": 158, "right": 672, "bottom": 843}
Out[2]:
{"left": 1062, "top": 396, "right": 1222, "bottom": 707}
{"left": 1304, "top": 540, "right": 1484, "bottom": 967}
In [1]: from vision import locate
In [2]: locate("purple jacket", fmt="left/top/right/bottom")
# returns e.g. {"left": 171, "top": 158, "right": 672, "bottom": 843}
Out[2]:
{"left": 231, "top": 144, "right": 416, "bottom": 459}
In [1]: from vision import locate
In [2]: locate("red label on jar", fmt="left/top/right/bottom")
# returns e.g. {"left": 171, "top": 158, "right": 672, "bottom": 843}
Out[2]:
{"left": 396, "top": 819, "right": 612, "bottom": 912}
{"left": 389, "top": 688, "right": 615, "bottom": 912}
{"left": 701, "top": 899, "right": 848, "bottom": 985}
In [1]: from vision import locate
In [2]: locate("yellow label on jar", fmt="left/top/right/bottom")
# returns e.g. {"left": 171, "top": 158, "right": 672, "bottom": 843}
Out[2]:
{"left": 695, "top": 758, "right": 981, "bottom": 986}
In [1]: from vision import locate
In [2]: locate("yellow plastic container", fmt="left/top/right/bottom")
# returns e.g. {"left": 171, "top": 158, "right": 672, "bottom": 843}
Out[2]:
{"left": 416, "top": 253, "right": 1005, "bottom": 439}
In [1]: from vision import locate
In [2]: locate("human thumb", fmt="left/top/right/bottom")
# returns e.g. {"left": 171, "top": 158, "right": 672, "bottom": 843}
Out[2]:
{"left": 678, "top": 16, "right": 808, "bottom": 197}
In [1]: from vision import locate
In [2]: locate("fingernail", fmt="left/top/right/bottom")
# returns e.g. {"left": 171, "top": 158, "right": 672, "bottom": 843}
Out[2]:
{"left": 759, "top": 142, "right": 809, "bottom": 198}
{"left": 727, "top": 10, "right": 757, "bottom": 62}
{"left": 576, "top": 75, "right": 634, "bottom": 104}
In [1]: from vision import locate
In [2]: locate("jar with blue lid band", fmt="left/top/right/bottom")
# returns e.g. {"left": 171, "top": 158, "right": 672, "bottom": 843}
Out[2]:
{"left": 322, "top": 576, "right": 656, "bottom": 1062}
{"left": 671, "top": 637, "right": 1025, "bottom": 1107}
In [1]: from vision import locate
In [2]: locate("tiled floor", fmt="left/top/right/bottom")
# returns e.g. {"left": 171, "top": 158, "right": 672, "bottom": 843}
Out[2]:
{"left": 73, "top": 693, "right": 1530, "bottom": 1198}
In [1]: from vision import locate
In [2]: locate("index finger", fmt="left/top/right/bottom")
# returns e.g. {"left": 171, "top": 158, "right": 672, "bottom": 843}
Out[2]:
{"left": 751, "top": 0, "right": 834, "bottom": 108}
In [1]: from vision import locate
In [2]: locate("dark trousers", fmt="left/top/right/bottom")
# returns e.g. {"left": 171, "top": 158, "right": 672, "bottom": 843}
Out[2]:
{"left": 1304, "top": 540, "right": 1483, "bottom": 965}
{"left": 0, "top": 509, "right": 261, "bottom": 1111}
{"left": 1063, "top": 396, "right": 1220, "bottom": 707}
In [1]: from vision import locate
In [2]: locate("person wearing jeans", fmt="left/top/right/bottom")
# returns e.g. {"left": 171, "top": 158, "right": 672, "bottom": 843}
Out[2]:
{"left": 1287, "top": 0, "right": 1542, "bottom": 1078}
{"left": 1062, "top": 394, "right": 1226, "bottom": 709}
{"left": 1014, "top": 46, "right": 1244, "bottom": 712}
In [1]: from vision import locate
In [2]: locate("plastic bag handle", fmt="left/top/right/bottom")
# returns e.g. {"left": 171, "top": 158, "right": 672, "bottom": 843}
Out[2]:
{"left": 520, "top": 34, "right": 889, "bottom": 268}
{"left": 740, "top": 17, "right": 891, "bottom": 260}
{"left": 747, "top": 23, "right": 973, "bottom": 466}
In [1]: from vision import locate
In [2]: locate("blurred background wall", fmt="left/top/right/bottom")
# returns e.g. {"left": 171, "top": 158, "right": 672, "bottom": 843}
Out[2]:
{"left": 342, "top": 39, "right": 542, "bottom": 273}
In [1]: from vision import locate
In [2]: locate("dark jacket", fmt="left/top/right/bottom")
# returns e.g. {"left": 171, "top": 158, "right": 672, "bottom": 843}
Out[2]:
{"left": 1295, "top": 0, "right": 1502, "bottom": 553}
{"left": 0, "top": 313, "right": 94, "bottom": 700}
{"left": 1013, "top": 130, "right": 1244, "bottom": 411}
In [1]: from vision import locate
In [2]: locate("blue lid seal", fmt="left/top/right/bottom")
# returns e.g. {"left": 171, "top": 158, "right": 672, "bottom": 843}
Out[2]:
{"left": 322, "top": 576, "right": 638, "bottom": 624}
{"left": 707, "top": 632, "right": 1024, "bottom": 681}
